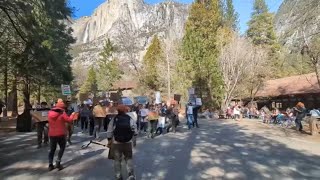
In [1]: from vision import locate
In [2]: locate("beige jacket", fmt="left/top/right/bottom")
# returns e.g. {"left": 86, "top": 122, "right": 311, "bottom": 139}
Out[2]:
{"left": 93, "top": 105, "right": 106, "bottom": 118}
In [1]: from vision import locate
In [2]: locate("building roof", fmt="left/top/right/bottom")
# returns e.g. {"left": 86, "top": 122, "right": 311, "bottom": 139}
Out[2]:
{"left": 255, "top": 73, "right": 320, "bottom": 98}
{"left": 112, "top": 80, "right": 138, "bottom": 90}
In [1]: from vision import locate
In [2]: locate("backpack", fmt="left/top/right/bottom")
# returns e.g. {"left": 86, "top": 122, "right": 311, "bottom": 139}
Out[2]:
{"left": 113, "top": 114, "right": 134, "bottom": 143}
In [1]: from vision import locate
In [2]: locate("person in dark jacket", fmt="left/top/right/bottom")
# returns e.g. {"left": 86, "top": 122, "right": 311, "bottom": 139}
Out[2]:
{"left": 166, "top": 105, "right": 179, "bottom": 133}
{"left": 193, "top": 105, "right": 201, "bottom": 128}
{"left": 35, "top": 102, "right": 50, "bottom": 149}
{"left": 80, "top": 104, "right": 90, "bottom": 133}
{"left": 293, "top": 102, "right": 306, "bottom": 132}
{"left": 47, "top": 99, "right": 76, "bottom": 171}
{"left": 107, "top": 105, "right": 137, "bottom": 180}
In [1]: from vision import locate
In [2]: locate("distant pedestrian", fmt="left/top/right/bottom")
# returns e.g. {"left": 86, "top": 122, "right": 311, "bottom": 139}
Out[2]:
{"left": 0, "top": 99, "right": 5, "bottom": 117}
{"left": 193, "top": 105, "right": 201, "bottom": 128}
{"left": 34, "top": 102, "right": 50, "bottom": 149}
{"left": 93, "top": 101, "right": 106, "bottom": 139}
{"left": 157, "top": 104, "right": 166, "bottom": 135}
{"left": 167, "top": 105, "right": 179, "bottom": 133}
{"left": 186, "top": 102, "right": 194, "bottom": 130}
{"left": 148, "top": 105, "right": 159, "bottom": 138}
{"left": 139, "top": 105, "right": 149, "bottom": 133}
{"left": 65, "top": 101, "right": 75, "bottom": 145}
{"left": 107, "top": 105, "right": 137, "bottom": 180}
{"left": 293, "top": 102, "right": 306, "bottom": 132}
{"left": 47, "top": 99, "right": 76, "bottom": 171}
{"left": 80, "top": 104, "right": 90, "bottom": 133}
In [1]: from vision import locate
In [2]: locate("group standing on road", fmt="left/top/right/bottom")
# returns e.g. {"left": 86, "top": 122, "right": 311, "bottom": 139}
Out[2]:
{"left": 29, "top": 97, "right": 203, "bottom": 180}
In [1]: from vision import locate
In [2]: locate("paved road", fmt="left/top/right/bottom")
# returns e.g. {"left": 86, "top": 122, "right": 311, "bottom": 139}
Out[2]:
{"left": 1, "top": 118, "right": 320, "bottom": 180}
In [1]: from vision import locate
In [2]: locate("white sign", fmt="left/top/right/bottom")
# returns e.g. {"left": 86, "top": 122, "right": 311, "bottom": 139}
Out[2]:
{"left": 196, "top": 98, "right": 202, "bottom": 106}
{"left": 155, "top": 91, "right": 161, "bottom": 104}
{"left": 188, "top": 88, "right": 195, "bottom": 95}
{"left": 61, "top": 84, "right": 71, "bottom": 96}
{"left": 41, "top": 111, "right": 48, "bottom": 117}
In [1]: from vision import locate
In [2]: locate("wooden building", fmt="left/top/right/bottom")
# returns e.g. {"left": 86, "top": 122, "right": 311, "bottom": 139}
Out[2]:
{"left": 251, "top": 73, "right": 320, "bottom": 110}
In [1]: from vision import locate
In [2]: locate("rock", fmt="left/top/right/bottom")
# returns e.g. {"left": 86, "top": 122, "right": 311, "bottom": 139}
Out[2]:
{"left": 275, "top": 0, "right": 320, "bottom": 51}
{"left": 70, "top": 0, "right": 189, "bottom": 68}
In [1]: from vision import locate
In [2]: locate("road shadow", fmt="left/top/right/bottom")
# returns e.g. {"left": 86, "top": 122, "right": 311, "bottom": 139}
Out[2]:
{"left": 132, "top": 119, "right": 320, "bottom": 180}
{"left": 1, "top": 119, "right": 320, "bottom": 179}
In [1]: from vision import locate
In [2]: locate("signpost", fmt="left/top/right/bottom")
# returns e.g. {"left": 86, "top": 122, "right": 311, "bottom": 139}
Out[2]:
{"left": 61, "top": 84, "right": 71, "bottom": 96}
{"left": 155, "top": 91, "right": 161, "bottom": 104}
{"left": 188, "top": 88, "right": 195, "bottom": 95}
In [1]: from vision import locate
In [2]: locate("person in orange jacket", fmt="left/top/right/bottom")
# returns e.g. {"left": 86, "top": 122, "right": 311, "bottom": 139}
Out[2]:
{"left": 47, "top": 99, "right": 76, "bottom": 171}
{"left": 93, "top": 101, "right": 106, "bottom": 139}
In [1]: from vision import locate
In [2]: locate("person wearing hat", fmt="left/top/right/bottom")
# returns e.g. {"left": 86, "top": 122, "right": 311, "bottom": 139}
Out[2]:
{"left": 47, "top": 99, "right": 76, "bottom": 171}
{"left": 107, "top": 104, "right": 137, "bottom": 180}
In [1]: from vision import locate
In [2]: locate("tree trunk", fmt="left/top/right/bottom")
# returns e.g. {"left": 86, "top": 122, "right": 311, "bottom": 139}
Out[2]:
{"left": 23, "top": 78, "right": 31, "bottom": 112}
{"left": 37, "top": 84, "right": 41, "bottom": 104}
{"left": 314, "top": 59, "right": 320, "bottom": 88}
{"left": 11, "top": 75, "right": 18, "bottom": 117}
{"left": 3, "top": 52, "right": 8, "bottom": 117}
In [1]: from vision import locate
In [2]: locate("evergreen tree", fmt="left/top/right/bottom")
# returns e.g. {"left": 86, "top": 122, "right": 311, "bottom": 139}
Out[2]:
{"left": 253, "top": 0, "right": 268, "bottom": 15}
{"left": 224, "top": 0, "right": 239, "bottom": 30}
{"left": 181, "top": 0, "right": 224, "bottom": 106}
{"left": 80, "top": 66, "right": 98, "bottom": 95}
{"left": 142, "top": 35, "right": 164, "bottom": 91}
{"left": 97, "top": 38, "right": 123, "bottom": 91}
{"left": 247, "top": 0, "right": 278, "bottom": 49}
{"left": 0, "top": 0, "right": 74, "bottom": 111}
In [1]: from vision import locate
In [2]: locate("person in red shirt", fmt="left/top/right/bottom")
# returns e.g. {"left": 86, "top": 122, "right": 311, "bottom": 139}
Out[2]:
{"left": 47, "top": 99, "right": 75, "bottom": 171}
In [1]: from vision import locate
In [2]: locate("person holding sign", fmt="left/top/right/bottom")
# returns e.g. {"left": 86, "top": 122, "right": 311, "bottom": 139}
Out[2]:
{"left": 47, "top": 99, "right": 76, "bottom": 171}
{"left": 193, "top": 99, "right": 202, "bottom": 128}
{"left": 30, "top": 102, "right": 50, "bottom": 149}
{"left": 147, "top": 105, "right": 159, "bottom": 138}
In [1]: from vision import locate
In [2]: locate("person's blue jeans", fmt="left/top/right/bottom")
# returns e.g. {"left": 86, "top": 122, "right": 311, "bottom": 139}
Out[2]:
{"left": 187, "top": 114, "right": 194, "bottom": 129}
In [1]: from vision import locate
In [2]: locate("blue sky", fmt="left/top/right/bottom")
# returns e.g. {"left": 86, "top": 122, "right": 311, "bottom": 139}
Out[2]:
{"left": 68, "top": 0, "right": 283, "bottom": 33}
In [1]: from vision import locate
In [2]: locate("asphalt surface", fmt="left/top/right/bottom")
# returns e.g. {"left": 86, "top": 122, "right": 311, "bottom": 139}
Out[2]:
{"left": 1, "top": 118, "right": 320, "bottom": 180}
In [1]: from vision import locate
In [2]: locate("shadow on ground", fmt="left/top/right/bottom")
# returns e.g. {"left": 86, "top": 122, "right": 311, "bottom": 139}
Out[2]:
{"left": 0, "top": 119, "right": 320, "bottom": 180}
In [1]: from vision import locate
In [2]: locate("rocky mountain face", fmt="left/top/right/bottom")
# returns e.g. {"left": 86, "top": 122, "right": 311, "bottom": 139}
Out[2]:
{"left": 70, "top": 0, "right": 189, "bottom": 70}
{"left": 275, "top": 0, "right": 320, "bottom": 51}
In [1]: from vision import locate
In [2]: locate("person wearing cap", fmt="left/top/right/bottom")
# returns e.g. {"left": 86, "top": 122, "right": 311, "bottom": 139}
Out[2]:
{"left": 107, "top": 105, "right": 138, "bottom": 180}
{"left": 47, "top": 99, "right": 76, "bottom": 171}
{"left": 93, "top": 101, "right": 106, "bottom": 139}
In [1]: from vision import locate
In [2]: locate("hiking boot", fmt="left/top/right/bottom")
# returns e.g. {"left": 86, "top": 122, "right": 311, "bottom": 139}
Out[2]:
{"left": 55, "top": 161, "right": 64, "bottom": 171}
{"left": 48, "top": 164, "right": 54, "bottom": 171}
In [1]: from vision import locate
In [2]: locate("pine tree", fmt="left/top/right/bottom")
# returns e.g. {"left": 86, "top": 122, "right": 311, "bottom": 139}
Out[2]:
{"left": 247, "top": 0, "right": 278, "bottom": 48}
{"left": 253, "top": 0, "right": 268, "bottom": 15}
{"left": 224, "top": 0, "right": 239, "bottom": 30}
{"left": 81, "top": 66, "right": 98, "bottom": 95}
{"left": 142, "top": 35, "right": 164, "bottom": 91}
{"left": 97, "top": 38, "right": 123, "bottom": 91}
{"left": 181, "top": 0, "right": 224, "bottom": 106}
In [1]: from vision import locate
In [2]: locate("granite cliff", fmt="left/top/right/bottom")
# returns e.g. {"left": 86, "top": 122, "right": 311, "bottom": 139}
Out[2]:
{"left": 275, "top": 0, "right": 320, "bottom": 51}
{"left": 70, "top": 0, "right": 189, "bottom": 70}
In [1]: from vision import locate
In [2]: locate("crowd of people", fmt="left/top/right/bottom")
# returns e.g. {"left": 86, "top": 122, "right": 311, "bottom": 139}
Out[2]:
{"left": 224, "top": 102, "right": 312, "bottom": 133}
{"left": 260, "top": 102, "right": 308, "bottom": 132}
{"left": 30, "top": 98, "right": 205, "bottom": 180}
